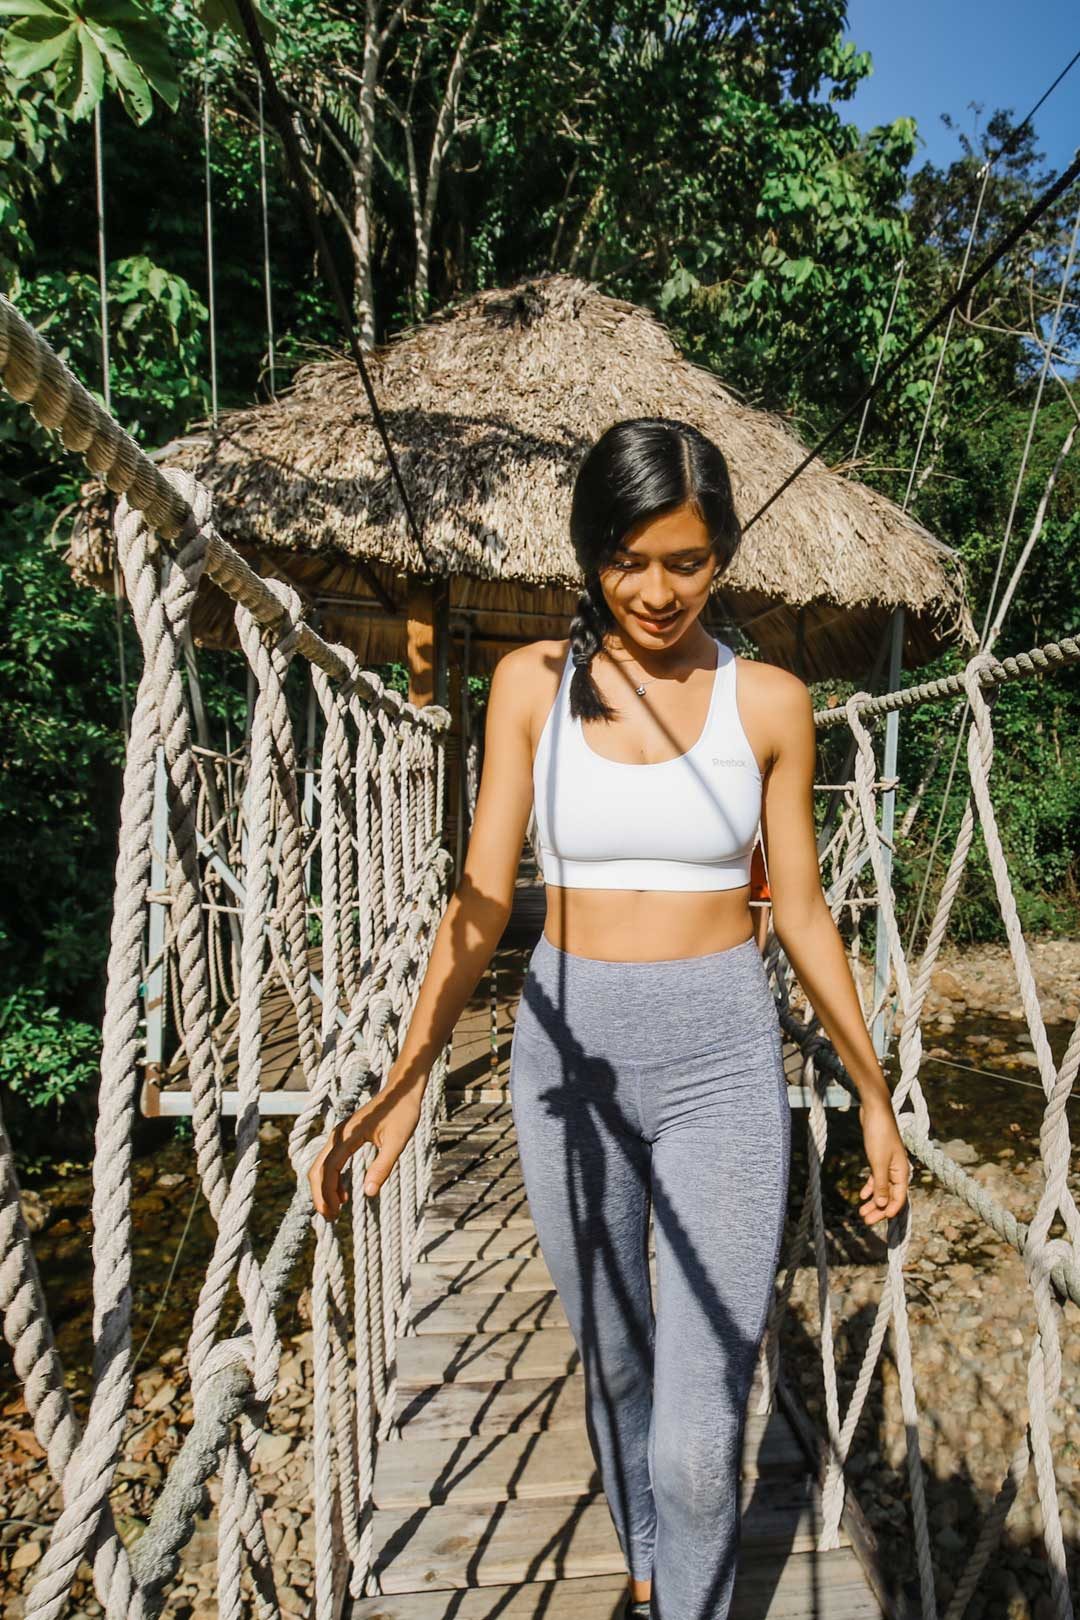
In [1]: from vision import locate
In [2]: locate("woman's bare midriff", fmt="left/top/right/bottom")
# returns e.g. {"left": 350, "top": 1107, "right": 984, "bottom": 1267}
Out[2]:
{"left": 529, "top": 639, "right": 766, "bottom": 962}
{"left": 542, "top": 884, "right": 754, "bottom": 961}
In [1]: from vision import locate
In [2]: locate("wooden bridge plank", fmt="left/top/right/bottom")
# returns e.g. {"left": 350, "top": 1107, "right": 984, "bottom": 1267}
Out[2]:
{"left": 374, "top": 1411, "right": 803, "bottom": 1509}
{"left": 350, "top": 1549, "right": 882, "bottom": 1617}
{"left": 435, "top": 1124, "right": 518, "bottom": 1146}
{"left": 374, "top": 1428, "right": 601, "bottom": 1509}
{"left": 396, "top": 1326, "right": 581, "bottom": 1385}
{"left": 393, "top": 1372, "right": 588, "bottom": 1439}
{"left": 410, "top": 1255, "right": 562, "bottom": 1297}
{"left": 439, "top": 1102, "right": 515, "bottom": 1121}
{"left": 396, "top": 1327, "right": 779, "bottom": 1402}
{"left": 416, "top": 1225, "right": 656, "bottom": 1263}
{"left": 429, "top": 1164, "right": 526, "bottom": 1197}
{"left": 407, "top": 1291, "right": 570, "bottom": 1335}
{"left": 419, "top": 1189, "right": 536, "bottom": 1226}
{"left": 444, "top": 1081, "right": 515, "bottom": 1105}
{"left": 368, "top": 1481, "right": 847, "bottom": 1593}
{"left": 417, "top": 1224, "right": 545, "bottom": 1262}
{"left": 435, "top": 1139, "right": 523, "bottom": 1171}
{"left": 394, "top": 1366, "right": 770, "bottom": 1442}
{"left": 411, "top": 1254, "right": 659, "bottom": 1298}
{"left": 439, "top": 1101, "right": 515, "bottom": 1129}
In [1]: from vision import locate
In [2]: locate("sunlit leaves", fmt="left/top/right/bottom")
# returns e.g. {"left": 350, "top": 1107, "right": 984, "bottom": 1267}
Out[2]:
{"left": 13, "top": 254, "right": 209, "bottom": 441}
{"left": 0, "top": 0, "right": 179, "bottom": 123}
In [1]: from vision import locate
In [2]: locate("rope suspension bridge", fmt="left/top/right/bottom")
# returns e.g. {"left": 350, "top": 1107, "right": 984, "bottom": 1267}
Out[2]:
{"left": 1, "top": 204, "right": 1079, "bottom": 1620}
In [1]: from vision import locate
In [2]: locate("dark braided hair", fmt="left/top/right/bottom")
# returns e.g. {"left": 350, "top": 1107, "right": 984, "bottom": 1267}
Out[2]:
{"left": 567, "top": 418, "right": 742, "bottom": 721}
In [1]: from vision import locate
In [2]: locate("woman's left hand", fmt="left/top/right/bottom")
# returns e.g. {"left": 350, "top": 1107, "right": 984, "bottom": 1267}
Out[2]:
{"left": 857, "top": 1099, "right": 911, "bottom": 1225}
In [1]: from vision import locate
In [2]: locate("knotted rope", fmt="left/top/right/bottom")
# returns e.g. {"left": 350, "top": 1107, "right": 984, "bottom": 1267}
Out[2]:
{"left": 755, "top": 634, "right": 1080, "bottom": 1620}
{"left": 0, "top": 295, "right": 452, "bottom": 1617}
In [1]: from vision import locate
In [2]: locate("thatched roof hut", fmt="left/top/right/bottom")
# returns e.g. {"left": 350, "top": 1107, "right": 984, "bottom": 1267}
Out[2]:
{"left": 69, "top": 272, "right": 975, "bottom": 686}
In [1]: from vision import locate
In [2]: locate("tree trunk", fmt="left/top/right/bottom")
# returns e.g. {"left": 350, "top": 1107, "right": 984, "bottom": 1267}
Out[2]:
{"left": 350, "top": 9, "right": 383, "bottom": 348}
{"left": 412, "top": 0, "right": 487, "bottom": 319}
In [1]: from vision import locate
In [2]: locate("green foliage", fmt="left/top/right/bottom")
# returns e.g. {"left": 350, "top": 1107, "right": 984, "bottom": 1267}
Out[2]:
{"left": 0, "top": 69, "right": 60, "bottom": 279}
{"left": 196, "top": 0, "right": 276, "bottom": 45}
{"left": 0, "top": 492, "right": 127, "bottom": 996}
{"left": 891, "top": 666, "right": 1080, "bottom": 944}
{"left": 0, "top": 0, "right": 178, "bottom": 123}
{"left": 13, "top": 253, "right": 209, "bottom": 439}
{"left": 0, "top": 487, "right": 127, "bottom": 1146}
{"left": 0, "top": 985, "right": 100, "bottom": 1109}
{"left": 655, "top": 99, "right": 918, "bottom": 414}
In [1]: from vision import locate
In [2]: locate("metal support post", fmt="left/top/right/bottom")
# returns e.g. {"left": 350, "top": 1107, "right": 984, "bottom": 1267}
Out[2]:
{"left": 143, "top": 744, "right": 169, "bottom": 1111}
{"left": 871, "top": 607, "right": 904, "bottom": 1057}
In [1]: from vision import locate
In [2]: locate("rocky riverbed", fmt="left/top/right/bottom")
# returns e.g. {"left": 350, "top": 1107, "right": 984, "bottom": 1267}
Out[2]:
{"left": 914, "top": 936, "right": 1080, "bottom": 1030}
{"left": 2, "top": 938, "right": 1078, "bottom": 1617}
{"left": 779, "top": 1146, "right": 1080, "bottom": 1620}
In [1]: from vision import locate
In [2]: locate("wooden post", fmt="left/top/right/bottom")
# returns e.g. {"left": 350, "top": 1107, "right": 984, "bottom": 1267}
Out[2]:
{"left": 433, "top": 575, "right": 450, "bottom": 709}
{"left": 407, "top": 574, "right": 454, "bottom": 850}
{"left": 406, "top": 577, "right": 437, "bottom": 707}
{"left": 446, "top": 656, "right": 463, "bottom": 881}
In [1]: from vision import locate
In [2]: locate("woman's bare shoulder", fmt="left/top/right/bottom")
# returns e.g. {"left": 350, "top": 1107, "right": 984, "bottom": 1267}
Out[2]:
{"left": 494, "top": 637, "right": 570, "bottom": 691}
{"left": 736, "top": 653, "right": 810, "bottom": 704}
{"left": 735, "top": 654, "right": 815, "bottom": 770}
{"left": 497, "top": 636, "right": 571, "bottom": 668}
{"left": 492, "top": 639, "right": 570, "bottom": 747}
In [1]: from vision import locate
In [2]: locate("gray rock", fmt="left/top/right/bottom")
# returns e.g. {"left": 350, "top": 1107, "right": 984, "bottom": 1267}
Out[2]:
{"left": 940, "top": 1137, "right": 979, "bottom": 1164}
{"left": 18, "top": 1189, "right": 51, "bottom": 1231}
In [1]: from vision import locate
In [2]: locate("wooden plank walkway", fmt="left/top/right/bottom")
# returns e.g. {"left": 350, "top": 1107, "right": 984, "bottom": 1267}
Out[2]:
{"left": 349, "top": 1096, "right": 886, "bottom": 1619}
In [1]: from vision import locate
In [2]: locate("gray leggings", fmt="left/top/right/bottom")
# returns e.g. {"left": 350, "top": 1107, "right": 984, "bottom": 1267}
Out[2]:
{"left": 508, "top": 930, "right": 791, "bottom": 1620}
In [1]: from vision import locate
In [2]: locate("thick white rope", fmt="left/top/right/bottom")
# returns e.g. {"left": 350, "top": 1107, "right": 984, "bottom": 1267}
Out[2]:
{"left": 758, "top": 639, "right": 1079, "bottom": 1620}
{"left": 0, "top": 296, "right": 452, "bottom": 1613}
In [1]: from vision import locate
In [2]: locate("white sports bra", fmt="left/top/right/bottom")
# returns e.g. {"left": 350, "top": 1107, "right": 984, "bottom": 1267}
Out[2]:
{"left": 532, "top": 636, "right": 764, "bottom": 892}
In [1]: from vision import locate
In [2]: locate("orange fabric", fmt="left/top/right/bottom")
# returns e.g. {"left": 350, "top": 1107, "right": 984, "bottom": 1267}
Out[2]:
{"left": 749, "top": 840, "right": 771, "bottom": 901}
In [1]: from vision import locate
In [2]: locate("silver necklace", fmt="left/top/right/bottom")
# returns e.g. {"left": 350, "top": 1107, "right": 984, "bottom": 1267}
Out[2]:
{"left": 630, "top": 671, "right": 660, "bottom": 698}
{"left": 602, "top": 646, "right": 680, "bottom": 698}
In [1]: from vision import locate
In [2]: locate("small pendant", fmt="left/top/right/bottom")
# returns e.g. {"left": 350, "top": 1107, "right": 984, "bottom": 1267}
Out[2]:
{"left": 635, "top": 683, "right": 646, "bottom": 697}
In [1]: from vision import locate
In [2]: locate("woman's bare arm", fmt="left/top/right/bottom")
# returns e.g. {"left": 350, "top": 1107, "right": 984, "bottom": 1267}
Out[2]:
{"left": 377, "top": 643, "right": 539, "bottom": 1092}
{"left": 309, "top": 643, "right": 540, "bottom": 1215}
{"left": 757, "top": 667, "right": 910, "bottom": 1226}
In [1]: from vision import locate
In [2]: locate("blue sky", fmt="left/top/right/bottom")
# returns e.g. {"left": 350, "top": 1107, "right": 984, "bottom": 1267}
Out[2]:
{"left": 836, "top": 1, "right": 1079, "bottom": 178}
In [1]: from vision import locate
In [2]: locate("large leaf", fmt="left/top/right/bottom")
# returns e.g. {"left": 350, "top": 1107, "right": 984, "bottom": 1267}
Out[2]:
{"left": 112, "top": 20, "right": 178, "bottom": 109}
{"left": 69, "top": 25, "right": 103, "bottom": 119}
{"left": 0, "top": 1, "right": 72, "bottom": 16}
{"left": 100, "top": 40, "right": 152, "bottom": 122}
{"left": 83, "top": 0, "right": 161, "bottom": 21}
{"left": 1, "top": 15, "right": 70, "bottom": 78}
{"left": 45, "top": 23, "right": 79, "bottom": 108}
{"left": 0, "top": 0, "right": 177, "bottom": 119}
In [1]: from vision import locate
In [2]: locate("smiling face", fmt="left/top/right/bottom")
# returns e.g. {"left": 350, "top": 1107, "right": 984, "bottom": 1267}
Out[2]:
{"left": 597, "top": 501, "right": 720, "bottom": 651}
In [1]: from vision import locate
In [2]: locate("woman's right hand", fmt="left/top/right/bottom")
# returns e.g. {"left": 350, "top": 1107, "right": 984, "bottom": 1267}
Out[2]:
{"left": 308, "top": 1073, "right": 425, "bottom": 1221}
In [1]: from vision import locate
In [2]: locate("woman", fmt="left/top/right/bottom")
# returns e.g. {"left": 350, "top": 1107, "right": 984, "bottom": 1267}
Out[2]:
{"left": 309, "top": 418, "right": 911, "bottom": 1620}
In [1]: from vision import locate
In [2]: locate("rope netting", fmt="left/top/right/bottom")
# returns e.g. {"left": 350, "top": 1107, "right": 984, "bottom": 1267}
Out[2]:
{"left": 752, "top": 636, "right": 1080, "bottom": 1619}
{"left": 0, "top": 294, "right": 453, "bottom": 1618}
{"left": 2, "top": 287, "right": 1079, "bottom": 1618}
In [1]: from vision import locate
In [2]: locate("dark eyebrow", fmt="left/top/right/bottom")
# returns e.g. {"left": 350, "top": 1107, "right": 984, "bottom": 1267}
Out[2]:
{"left": 613, "top": 545, "right": 710, "bottom": 559}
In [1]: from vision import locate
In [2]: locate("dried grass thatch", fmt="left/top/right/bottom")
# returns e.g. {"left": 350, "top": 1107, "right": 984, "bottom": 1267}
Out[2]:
{"left": 69, "top": 273, "right": 976, "bottom": 681}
